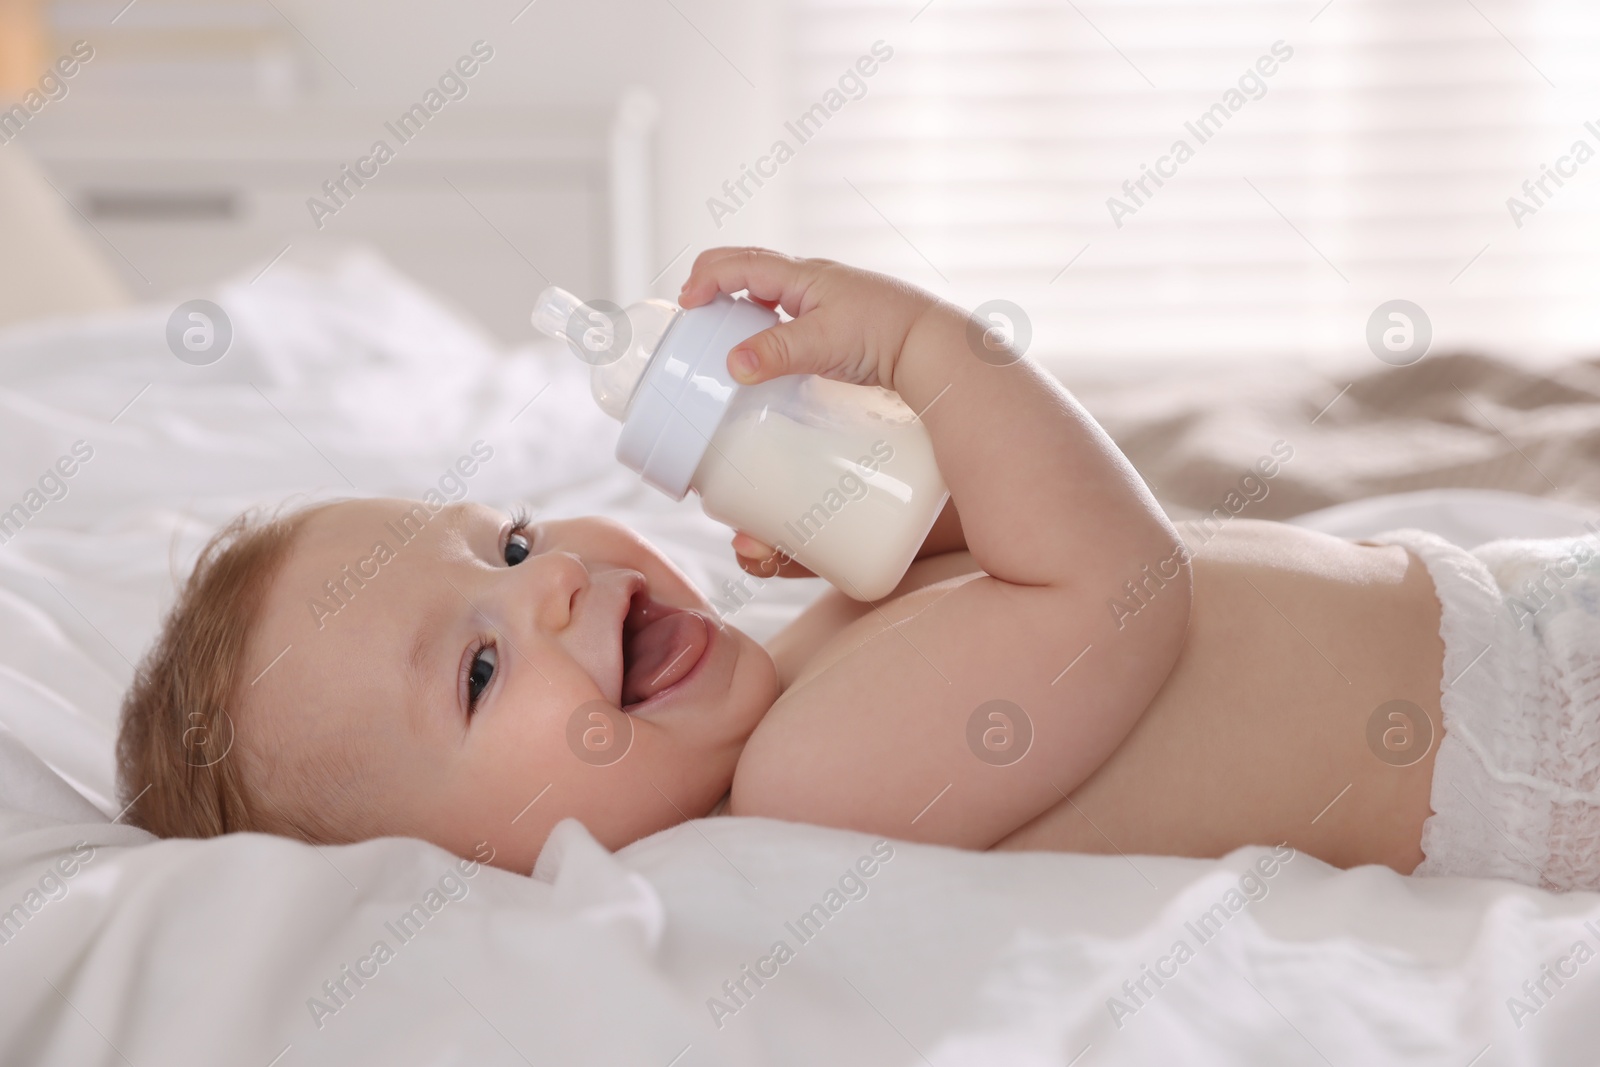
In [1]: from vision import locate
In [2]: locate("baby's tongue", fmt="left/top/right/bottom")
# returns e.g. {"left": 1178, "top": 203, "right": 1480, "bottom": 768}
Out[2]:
{"left": 621, "top": 612, "right": 709, "bottom": 705}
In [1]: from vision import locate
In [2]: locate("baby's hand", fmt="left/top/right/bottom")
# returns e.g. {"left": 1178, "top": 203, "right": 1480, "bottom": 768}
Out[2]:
{"left": 678, "top": 247, "right": 937, "bottom": 393}
{"left": 731, "top": 530, "right": 817, "bottom": 580}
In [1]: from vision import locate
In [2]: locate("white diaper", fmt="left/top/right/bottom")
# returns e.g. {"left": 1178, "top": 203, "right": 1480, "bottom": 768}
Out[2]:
{"left": 1367, "top": 527, "right": 1600, "bottom": 892}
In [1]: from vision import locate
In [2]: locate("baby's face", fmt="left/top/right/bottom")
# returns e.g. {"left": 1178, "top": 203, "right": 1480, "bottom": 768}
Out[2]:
{"left": 241, "top": 498, "right": 778, "bottom": 873}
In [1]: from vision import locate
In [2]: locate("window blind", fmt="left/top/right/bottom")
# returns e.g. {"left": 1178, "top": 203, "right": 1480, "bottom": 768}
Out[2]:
{"left": 786, "top": 0, "right": 1600, "bottom": 368}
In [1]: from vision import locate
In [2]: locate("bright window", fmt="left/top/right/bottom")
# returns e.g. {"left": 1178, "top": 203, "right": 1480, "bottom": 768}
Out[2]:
{"left": 787, "top": 0, "right": 1600, "bottom": 369}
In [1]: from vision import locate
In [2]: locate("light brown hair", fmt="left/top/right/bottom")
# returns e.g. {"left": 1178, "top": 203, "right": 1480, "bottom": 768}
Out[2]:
{"left": 115, "top": 503, "right": 348, "bottom": 842}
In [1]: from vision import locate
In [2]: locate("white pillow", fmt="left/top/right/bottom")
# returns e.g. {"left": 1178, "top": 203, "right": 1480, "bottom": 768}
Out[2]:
{"left": 0, "top": 148, "right": 129, "bottom": 331}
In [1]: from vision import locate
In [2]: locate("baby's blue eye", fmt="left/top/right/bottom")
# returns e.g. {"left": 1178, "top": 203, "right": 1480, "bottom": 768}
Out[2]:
{"left": 505, "top": 531, "right": 531, "bottom": 566}
{"left": 467, "top": 646, "right": 497, "bottom": 713}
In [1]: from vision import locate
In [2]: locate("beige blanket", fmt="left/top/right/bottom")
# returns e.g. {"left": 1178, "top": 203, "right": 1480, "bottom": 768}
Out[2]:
{"left": 1068, "top": 352, "right": 1600, "bottom": 522}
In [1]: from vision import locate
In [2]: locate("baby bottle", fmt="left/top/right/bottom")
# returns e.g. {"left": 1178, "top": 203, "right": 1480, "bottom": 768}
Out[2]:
{"left": 532, "top": 285, "right": 949, "bottom": 602}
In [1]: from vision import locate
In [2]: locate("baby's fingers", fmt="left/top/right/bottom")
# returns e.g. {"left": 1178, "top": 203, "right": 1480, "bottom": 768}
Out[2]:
{"left": 726, "top": 309, "right": 840, "bottom": 386}
{"left": 732, "top": 531, "right": 817, "bottom": 579}
{"left": 680, "top": 247, "right": 817, "bottom": 319}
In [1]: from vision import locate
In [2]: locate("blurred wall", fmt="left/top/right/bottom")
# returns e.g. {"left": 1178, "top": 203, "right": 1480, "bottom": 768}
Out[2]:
{"left": 272, "top": 0, "right": 795, "bottom": 295}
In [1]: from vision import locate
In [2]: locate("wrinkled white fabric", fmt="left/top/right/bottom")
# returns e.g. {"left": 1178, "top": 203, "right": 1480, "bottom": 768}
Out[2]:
{"left": 6, "top": 253, "right": 1600, "bottom": 1064}
{"left": 1368, "top": 527, "right": 1600, "bottom": 891}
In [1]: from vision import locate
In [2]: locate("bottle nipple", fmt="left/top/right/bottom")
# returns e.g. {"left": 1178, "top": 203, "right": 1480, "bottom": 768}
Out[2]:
{"left": 531, "top": 286, "right": 589, "bottom": 350}
{"left": 531, "top": 285, "right": 681, "bottom": 422}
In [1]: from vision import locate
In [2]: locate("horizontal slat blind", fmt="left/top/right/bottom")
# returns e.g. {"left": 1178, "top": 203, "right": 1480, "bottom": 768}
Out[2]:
{"left": 788, "top": 0, "right": 1600, "bottom": 367}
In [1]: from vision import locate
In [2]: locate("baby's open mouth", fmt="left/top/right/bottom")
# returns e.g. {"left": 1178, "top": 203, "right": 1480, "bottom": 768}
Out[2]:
{"left": 619, "top": 589, "right": 710, "bottom": 708}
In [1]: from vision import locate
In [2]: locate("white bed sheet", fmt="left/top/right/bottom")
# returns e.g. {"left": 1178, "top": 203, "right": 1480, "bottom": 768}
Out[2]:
{"left": 2, "top": 253, "right": 1597, "bottom": 1066}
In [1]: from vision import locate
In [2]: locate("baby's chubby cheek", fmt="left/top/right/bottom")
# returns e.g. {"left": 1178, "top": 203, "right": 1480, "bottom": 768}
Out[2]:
{"left": 437, "top": 631, "right": 779, "bottom": 862}
{"left": 695, "top": 629, "right": 782, "bottom": 807}
{"left": 726, "top": 624, "right": 782, "bottom": 735}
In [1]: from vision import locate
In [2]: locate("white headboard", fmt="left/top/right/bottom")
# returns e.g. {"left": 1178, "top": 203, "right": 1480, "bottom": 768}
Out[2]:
{"left": 18, "top": 91, "right": 658, "bottom": 343}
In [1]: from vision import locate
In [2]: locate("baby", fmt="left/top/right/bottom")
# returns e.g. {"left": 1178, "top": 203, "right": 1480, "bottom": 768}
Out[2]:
{"left": 117, "top": 247, "right": 1600, "bottom": 891}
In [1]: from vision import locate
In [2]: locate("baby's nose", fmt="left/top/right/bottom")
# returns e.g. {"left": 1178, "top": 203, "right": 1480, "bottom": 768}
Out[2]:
{"left": 525, "top": 550, "right": 589, "bottom": 632}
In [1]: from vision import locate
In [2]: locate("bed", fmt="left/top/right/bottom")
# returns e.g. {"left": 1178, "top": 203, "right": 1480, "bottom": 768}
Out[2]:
{"left": 4, "top": 251, "right": 1600, "bottom": 1066}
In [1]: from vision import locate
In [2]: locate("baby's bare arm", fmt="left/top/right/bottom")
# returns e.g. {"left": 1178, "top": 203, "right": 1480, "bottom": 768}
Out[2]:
{"left": 682, "top": 249, "right": 1191, "bottom": 847}
{"left": 895, "top": 301, "right": 1181, "bottom": 598}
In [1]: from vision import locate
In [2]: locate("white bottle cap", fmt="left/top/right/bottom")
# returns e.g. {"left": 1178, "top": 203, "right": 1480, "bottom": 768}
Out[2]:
{"left": 533, "top": 286, "right": 776, "bottom": 500}
{"left": 617, "top": 294, "right": 776, "bottom": 500}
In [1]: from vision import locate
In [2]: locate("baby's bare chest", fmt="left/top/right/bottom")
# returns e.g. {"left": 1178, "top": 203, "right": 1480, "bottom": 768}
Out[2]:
{"left": 993, "top": 521, "right": 1446, "bottom": 868}
{"left": 761, "top": 522, "right": 1446, "bottom": 871}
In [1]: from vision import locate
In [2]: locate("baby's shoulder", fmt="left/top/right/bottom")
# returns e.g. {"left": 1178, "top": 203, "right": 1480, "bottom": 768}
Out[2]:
{"left": 729, "top": 549, "right": 1091, "bottom": 846}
